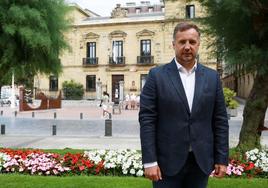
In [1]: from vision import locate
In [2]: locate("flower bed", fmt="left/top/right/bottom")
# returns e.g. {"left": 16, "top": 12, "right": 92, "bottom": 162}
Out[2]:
{"left": 0, "top": 148, "right": 267, "bottom": 178}
{"left": 211, "top": 148, "right": 268, "bottom": 178}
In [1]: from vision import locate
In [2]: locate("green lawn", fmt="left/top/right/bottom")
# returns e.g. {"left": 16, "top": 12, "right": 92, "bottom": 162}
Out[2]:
{"left": 0, "top": 174, "right": 267, "bottom": 188}
{"left": 43, "top": 148, "right": 85, "bottom": 155}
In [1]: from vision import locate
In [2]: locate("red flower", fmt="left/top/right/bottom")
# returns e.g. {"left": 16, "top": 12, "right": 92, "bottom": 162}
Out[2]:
{"left": 82, "top": 159, "right": 94, "bottom": 168}
{"left": 52, "top": 153, "right": 60, "bottom": 159}
{"left": 95, "top": 160, "right": 104, "bottom": 174}
{"left": 245, "top": 162, "right": 255, "bottom": 171}
{"left": 79, "top": 165, "right": 85, "bottom": 171}
{"left": 72, "top": 156, "right": 79, "bottom": 165}
{"left": 0, "top": 148, "right": 43, "bottom": 158}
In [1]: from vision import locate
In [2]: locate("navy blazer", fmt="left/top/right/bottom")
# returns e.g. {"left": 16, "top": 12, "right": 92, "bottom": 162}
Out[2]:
{"left": 139, "top": 60, "right": 229, "bottom": 176}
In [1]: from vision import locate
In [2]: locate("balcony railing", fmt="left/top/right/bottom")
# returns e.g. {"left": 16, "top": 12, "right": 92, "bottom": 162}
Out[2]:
{"left": 82, "top": 57, "right": 98, "bottom": 66}
{"left": 109, "top": 56, "right": 125, "bottom": 65}
{"left": 137, "top": 56, "right": 154, "bottom": 65}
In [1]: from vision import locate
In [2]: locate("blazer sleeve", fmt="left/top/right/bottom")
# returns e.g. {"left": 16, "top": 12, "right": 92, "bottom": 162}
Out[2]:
{"left": 139, "top": 69, "right": 158, "bottom": 164}
{"left": 212, "top": 74, "right": 229, "bottom": 165}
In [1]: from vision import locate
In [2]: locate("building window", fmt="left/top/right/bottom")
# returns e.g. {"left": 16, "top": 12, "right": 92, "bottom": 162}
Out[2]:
{"left": 85, "top": 42, "right": 97, "bottom": 65}
{"left": 148, "top": 7, "right": 153, "bottom": 12}
{"left": 87, "top": 42, "right": 96, "bottom": 58}
{"left": 136, "top": 8, "right": 141, "bottom": 13}
{"left": 140, "top": 74, "right": 148, "bottom": 91}
{"left": 186, "top": 5, "right": 195, "bottom": 19}
{"left": 49, "top": 76, "right": 58, "bottom": 91}
{"left": 140, "top": 40, "right": 151, "bottom": 56}
{"left": 86, "top": 75, "right": 96, "bottom": 91}
{"left": 139, "top": 40, "right": 152, "bottom": 64}
{"left": 112, "top": 40, "right": 123, "bottom": 64}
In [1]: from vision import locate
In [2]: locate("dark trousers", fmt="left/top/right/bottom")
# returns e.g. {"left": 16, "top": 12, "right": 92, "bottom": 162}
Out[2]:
{"left": 153, "top": 152, "right": 209, "bottom": 188}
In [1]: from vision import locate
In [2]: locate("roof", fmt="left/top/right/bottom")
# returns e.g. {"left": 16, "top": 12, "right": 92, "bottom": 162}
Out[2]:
{"left": 77, "top": 12, "right": 165, "bottom": 26}
{"left": 68, "top": 3, "right": 99, "bottom": 17}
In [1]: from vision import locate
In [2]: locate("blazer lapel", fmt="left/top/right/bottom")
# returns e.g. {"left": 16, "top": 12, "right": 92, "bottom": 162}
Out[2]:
{"left": 166, "top": 60, "right": 190, "bottom": 114}
{"left": 192, "top": 63, "right": 205, "bottom": 114}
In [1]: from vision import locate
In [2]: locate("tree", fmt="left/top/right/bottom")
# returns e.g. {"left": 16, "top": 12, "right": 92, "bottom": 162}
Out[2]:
{"left": 0, "top": 0, "right": 71, "bottom": 86}
{"left": 196, "top": 0, "right": 268, "bottom": 151}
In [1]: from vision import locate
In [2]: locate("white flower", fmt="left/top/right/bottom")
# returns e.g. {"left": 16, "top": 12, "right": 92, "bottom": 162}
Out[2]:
{"left": 246, "top": 148, "right": 268, "bottom": 172}
{"left": 130, "top": 168, "right": 136, "bottom": 175}
{"left": 136, "top": 170, "right": 144, "bottom": 176}
{"left": 122, "top": 169, "right": 128, "bottom": 174}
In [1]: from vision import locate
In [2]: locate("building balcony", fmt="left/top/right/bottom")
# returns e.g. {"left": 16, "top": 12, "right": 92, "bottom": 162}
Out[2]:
{"left": 137, "top": 56, "right": 154, "bottom": 65}
{"left": 109, "top": 56, "right": 125, "bottom": 66}
{"left": 82, "top": 57, "right": 98, "bottom": 66}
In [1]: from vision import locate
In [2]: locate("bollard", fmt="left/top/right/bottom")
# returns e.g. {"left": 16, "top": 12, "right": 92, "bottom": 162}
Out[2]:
{"left": 52, "top": 125, "right": 57, "bottom": 136}
{"left": 80, "top": 113, "right": 83, "bottom": 120}
{"left": 14, "top": 111, "right": 17, "bottom": 117}
{"left": 105, "top": 114, "right": 112, "bottom": 136}
{"left": 54, "top": 112, "right": 57, "bottom": 119}
{"left": 0, "top": 110, "right": 3, "bottom": 116}
{"left": 32, "top": 112, "right": 35, "bottom": 118}
{"left": 1, "top": 124, "right": 5, "bottom": 135}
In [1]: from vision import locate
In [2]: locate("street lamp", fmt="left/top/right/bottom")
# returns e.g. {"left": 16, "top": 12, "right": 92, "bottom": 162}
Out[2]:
{"left": 10, "top": 70, "right": 16, "bottom": 108}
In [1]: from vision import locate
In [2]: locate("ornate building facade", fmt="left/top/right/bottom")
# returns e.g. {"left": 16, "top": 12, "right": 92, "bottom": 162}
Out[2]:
{"left": 35, "top": 0, "right": 217, "bottom": 101}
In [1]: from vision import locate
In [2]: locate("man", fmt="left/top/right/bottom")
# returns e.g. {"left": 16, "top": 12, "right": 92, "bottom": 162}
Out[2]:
{"left": 139, "top": 22, "right": 229, "bottom": 188}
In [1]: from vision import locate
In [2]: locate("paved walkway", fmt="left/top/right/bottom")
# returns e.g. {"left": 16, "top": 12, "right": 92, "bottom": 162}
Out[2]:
{"left": 0, "top": 101, "right": 138, "bottom": 120}
{"left": 0, "top": 100, "right": 267, "bottom": 150}
{"left": 0, "top": 101, "right": 141, "bottom": 149}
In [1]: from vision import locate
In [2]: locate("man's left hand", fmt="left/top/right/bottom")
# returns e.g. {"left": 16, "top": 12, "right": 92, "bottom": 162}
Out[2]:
{"left": 214, "top": 164, "right": 227, "bottom": 178}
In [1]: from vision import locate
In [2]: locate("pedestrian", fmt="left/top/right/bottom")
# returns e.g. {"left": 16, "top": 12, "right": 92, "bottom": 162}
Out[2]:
{"left": 101, "top": 91, "right": 110, "bottom": 118}
{"left": 130, "top": 93, "right": 136, "bottom": 110}
{"left": 125, "top": 93, "right": 130, "bottom": 110}
{"left": 139, "top": 22, "right": 229, "bottom": 188}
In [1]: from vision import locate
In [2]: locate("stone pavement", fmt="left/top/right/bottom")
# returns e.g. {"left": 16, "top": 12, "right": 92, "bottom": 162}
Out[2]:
{"left": 0, "top": 101, "right": 141, "bottom": 149}
{"left": 0, "top": 100, "right": 267, "bottom": 150}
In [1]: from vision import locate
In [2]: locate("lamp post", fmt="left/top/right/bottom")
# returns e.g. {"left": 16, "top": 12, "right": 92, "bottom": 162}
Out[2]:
{"left": 10, "top": 71, "right": 16, "bottom": 108}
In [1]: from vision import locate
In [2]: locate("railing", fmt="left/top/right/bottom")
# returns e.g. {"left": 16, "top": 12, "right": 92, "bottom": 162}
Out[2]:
{"left": 109, "top": 56, "right": 125, "bottom": 65}
{"left": 82, "top": 57, "right": 98, "bottom": 66}
{"left": 137, "top": 56, "right": 154, "bottom": 65}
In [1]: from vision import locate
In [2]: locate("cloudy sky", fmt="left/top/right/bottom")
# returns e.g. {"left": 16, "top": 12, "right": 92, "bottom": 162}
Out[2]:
{"left": 66, "top": 0, "right": 161, "bottom": 16}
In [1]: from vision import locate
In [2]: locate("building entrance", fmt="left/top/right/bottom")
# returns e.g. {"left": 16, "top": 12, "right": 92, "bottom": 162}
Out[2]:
{"left": 111, "top": 75, "right": 124, "bottom": 102}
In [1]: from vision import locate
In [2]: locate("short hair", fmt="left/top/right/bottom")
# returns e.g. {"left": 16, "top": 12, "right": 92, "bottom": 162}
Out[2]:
{"left": 173, "top": 22, "right": 201, "bottom": 40}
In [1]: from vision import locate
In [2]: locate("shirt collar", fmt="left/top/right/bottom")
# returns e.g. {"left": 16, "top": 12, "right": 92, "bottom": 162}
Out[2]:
{"left": 174, "top": 57, "right": 197, "bottom": 74}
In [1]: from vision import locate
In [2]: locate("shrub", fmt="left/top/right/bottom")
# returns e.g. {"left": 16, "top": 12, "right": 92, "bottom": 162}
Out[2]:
{"left": 223, "top": 87, "right": 239, "bottom": 109}
{"left": 62, "top": 80, "right": 84, "bottom": 100}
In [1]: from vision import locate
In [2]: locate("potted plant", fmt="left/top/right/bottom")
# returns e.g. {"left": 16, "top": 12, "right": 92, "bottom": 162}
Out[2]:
{"left": 223, "top": 87, "right": 239, "bottom": 117}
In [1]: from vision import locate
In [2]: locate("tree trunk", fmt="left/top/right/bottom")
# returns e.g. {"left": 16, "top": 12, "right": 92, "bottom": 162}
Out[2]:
{"left": 237, "top": 73, "right": 268, "bottom": 152}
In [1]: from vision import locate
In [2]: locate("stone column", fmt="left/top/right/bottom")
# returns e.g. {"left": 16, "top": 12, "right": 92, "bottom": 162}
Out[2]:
{"left": 96, "top": 80, "right": 102, "bottom": 100}
{"left": 119, "top": 81, "right": 124, "bottom": 101}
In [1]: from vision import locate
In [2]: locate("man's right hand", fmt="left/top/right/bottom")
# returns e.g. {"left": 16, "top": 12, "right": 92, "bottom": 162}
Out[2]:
{"left": 144, "top": 165, "right": 162, "bottom": 181}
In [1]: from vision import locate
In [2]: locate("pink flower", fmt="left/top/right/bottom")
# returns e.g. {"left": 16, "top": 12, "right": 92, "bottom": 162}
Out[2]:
{"left": 53, "top": 169, "right": 58, "bottom": 175}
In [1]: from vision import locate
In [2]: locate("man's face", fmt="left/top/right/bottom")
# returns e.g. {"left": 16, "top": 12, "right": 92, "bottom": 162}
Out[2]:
{"left": 173, "top": 28, "right": 200, "bottom": 66}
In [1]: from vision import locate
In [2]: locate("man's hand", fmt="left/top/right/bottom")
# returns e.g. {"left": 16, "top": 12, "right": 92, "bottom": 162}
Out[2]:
{"left": 214, "top": 164, "right": 227, "bottom": 178}
{"left": 144, "top": 165, "right": 162, "bottom": 181}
